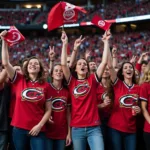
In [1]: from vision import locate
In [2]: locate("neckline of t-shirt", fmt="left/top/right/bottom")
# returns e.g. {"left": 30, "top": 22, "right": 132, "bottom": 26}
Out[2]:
{"left": 30, "top": 80, "right": 38, "bottom": 83}
{"left": 50, "top": 83, "right": 63, "bottom": 91}
{"left": 123, "top": 81, "right": 134, "bottom": 89}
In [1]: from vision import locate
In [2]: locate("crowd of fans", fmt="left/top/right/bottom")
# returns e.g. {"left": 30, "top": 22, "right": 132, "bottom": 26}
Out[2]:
{"left": 80, "top": 0, "right": 150, "bottom": 21}
{"left": 0, "top": 0, "right": 149, "bottom": 26}
{"left": 5, "top": 30, "right": 150, "bottom": 68}
{"left": 0, "top": 10, "right": 39, "bottom": 25}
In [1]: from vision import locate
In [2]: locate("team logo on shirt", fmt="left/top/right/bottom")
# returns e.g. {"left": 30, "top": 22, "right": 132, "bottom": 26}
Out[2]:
{"left": 101, "top": 92, "right": 108, "bottom": 101}
{"left": 119, "top": 94, "right": 138, "bottom": 108}
{"left": 52, "top": 97, "right": 67, "bottom": 112}
{"left": 73, "top": 81, "right": 90, "bottom": 98}
{"left": 22, "top": 88, "right": 44, "bottom": 102}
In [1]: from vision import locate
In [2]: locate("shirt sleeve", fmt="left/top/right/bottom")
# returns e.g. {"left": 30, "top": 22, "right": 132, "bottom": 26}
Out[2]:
{"left": 140, "top": 83, "right": 148, "bottom": 102}
{"left": 10, "top": 71, "right": 23, "bottom": 85}
{"left": 45, "top": 83, "right": 52, "bottom": 102}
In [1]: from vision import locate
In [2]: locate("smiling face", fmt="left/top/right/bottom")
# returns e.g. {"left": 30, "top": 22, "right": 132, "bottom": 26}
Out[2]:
{"left": 75, "top": 59, "right": 88, "bottom": 78}
{"left": 122, "top": 63, "right": 134, "bottom": 79}
{"left": 102, "top": 66, "right": 110, "bottom": 78}
{"left": 52, "top": 65, "right": 63, "bottom": 81}
{"left": 27, "top": 59, "right": 40, "bottom": 75}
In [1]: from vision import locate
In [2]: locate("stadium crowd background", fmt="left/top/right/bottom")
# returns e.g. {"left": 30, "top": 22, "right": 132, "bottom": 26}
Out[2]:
{"left": 0, "top": 0, "right": 150, "bottom": 150}
{"left": 0, "top": 0, "right": 150, "bottom": 68}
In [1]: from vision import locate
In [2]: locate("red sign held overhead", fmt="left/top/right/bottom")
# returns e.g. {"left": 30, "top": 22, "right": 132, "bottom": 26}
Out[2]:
{"left": 4, "top": 26, "right": 25, "bottom": 47}
{"left": 91, "top": 15, "right": 112, "bottom": 30}
{"left": 47, "top": 1, "right": 87, "bottom": 31}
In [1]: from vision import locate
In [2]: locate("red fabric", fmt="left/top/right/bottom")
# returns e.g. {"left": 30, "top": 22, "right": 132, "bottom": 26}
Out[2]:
{"left": 11, "top": 72, "right": 51, "bottom": 131}
{"left": 46, "top": 83, "right": 70, "bottom": 139}
{"left": 108, "top": 79, "right": 140, "bottom": 133}
{"left": 140, "top": 83, "right": 150, "bottom": 133}
{"left": 68, "top": 74, "right": 101, "bottom": 127}
{"left": 47, "top": 2, "right": 87, "bottom": 31}
{"left": 97, "top": 84, "right": 111, "bottom": 119}
{"left": 4, "top": 26, "right": 25, "bottom": 47}
{"left": 135, "top": 63, "right": 142, "bottom": 73}
{"left": 91, "top": 15, "right": 112, "bottom": 30}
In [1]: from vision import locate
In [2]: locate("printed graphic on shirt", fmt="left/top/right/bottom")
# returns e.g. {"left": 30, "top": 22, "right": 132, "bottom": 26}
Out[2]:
{"left": 101, "top": 92, "right": 108, "bottom": 101}
{"left": 51, "top": 97, "right": 67, "bottom": 112}
{"left": 119, "top": 94, "right": 138, "bottom": 108}
{"left": 22, "top": 88, "right": 44, "bottom": 102}
{"left": 73, "top": 81, "right": 90, "bottom": 98}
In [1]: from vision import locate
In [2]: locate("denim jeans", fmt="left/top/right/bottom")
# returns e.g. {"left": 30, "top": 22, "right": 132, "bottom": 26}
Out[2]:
{"left": 0, "top": 131, "right": 8, "bottom": 150}
{"left": 13, "top": 127, "right": 46, "bottom": 150}
{"left": 72, "top": 126, "right": 104, "bottom": 150}
{"left": 46, "top": 138, "right": 65, "bottom": 150}
{"left": 108, "top": 128, "right": 136, "bottom": 150}
{"left": 101, "top": 118, "right": 111, "bottom": 150}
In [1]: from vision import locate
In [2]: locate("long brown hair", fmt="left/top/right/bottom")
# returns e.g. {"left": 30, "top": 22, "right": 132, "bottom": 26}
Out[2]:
{"left": 23, "top": 56, "right": 46, "bottom": 84}
{"left": 141, "top": 63, "right": 150, "bottom": 83}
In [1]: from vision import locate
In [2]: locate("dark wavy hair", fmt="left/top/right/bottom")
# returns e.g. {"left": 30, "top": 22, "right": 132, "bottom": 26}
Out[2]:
{"left": 23, "top": 56, "right": 45, "bottom": 84}
{"left": 50, "top": 64, "right": 68, "bottom": 89}
{"left": 72, "top": 58, "right": 90, "bottom": 79}
{"left": 117, "top": 62, "right": 137, "bottom": 84}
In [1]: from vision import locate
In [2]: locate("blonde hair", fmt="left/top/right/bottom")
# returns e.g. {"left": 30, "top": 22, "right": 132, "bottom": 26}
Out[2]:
{"left": 141, "top": 63, "right": 150, "bottom": 83}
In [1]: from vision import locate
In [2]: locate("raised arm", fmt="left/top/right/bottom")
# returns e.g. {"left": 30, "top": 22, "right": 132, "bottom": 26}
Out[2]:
{"left": 112, "top": 45, "right": 119, "bottom": 70}
{"left": 107, "top": 37, "right": 117, "bottom": 83}
{"left": 69, "top": 35, "right": 85, "bottom": 68}
{"left": 0, "top": 30, "right": 15, "bottom": 80}
{"left": 61, "top": 31, "right": 71, "bottom": 82}
{"left": 96, "top": 30, "right": 111, "bottom": 79}
{"left": 48, "top": 46, "right": 55, "bottom": 74}
{"left": 0, "top": 69, "right": 7, "bottom": 84}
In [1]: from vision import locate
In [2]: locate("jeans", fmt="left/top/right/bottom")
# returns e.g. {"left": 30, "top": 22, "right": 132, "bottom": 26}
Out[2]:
{"left": 46, "top": 138, "right": 65, "bottom": 150}
{"left": 12, "top": 127, "right": 46, "bottom": 150}
{"left": 108, "top": 128, "right": 136, "bottom": 150}
{"left": 101, "top": 118, "right": 111, "bottom": 150}
{"left": 72, "top": 126, "right": 104, "bottom": 150}
{"left": 0, "top": 131, "right": 8, "bottom": 150}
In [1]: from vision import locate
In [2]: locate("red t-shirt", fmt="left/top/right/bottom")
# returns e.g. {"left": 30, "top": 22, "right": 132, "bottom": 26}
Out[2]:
{"left": 46, "top": 83, "right": 70, "bottom": 139}
{"left": 11, "top": 72, "right": 51, "bottom": 131}
{"left": 68, "top": 73, "right": 100, "bottom": 127}
{"left": 140, "top": 82, "right": 150, "bottom": 133}
{"left": 97, "top": 83, "right": 111, "bottom": 119}
{"left": 108, "top": 79, "right": 140, "bottom": 133}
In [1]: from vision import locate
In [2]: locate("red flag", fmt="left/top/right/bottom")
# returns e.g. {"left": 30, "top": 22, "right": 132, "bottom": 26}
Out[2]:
{"left": 91, "top": 15, "right": 112, "bottom": 30}
{"left": 48, "top": 2, "right": 87, "bottom": 31}
{"left": 4, "top": 26, "right": 25, "bottom": 47}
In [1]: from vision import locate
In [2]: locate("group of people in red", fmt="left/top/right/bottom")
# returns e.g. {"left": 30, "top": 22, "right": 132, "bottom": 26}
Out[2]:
{"left": 0, "top": 28, "right": 150, "bottom": 150}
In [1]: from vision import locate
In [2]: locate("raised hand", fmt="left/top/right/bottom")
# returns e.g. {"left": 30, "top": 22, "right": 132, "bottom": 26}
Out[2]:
{"left": 61, "top": 31, "right": 68, "bottom": 45}
{"left": 85, "top": 50, "right": 91, "bottom": 60}
{"left": 112, "top": 45, "right": 117, "bottom": 55}
{"left": 49, "top": 46, "right": 55, "bottom": 61}
{"left": 74, "top": 35, "right": 85, "bottom": 51}
{"left": 0, "top": 30, "right": 7, "bottom": 40}
{"left": 130, "top": 55, "right": 137, "bottom": 64}
{"left": 102, "top": 29, "right": 112, "bottom": 41}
